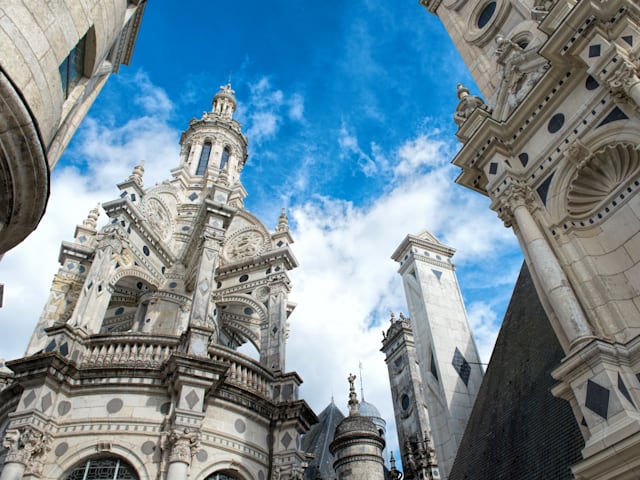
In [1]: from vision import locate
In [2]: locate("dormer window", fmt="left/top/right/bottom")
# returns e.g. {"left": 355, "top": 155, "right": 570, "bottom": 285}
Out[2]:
{"left": 220, "top": 147, "right": 230, "bottom": 169}
{"left": 196, "top": 141, "right": 212, "bottom": 175}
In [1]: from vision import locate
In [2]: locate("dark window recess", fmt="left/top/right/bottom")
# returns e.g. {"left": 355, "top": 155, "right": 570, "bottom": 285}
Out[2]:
{"left": 220, "top": 147, "right": 230, "bottom": 169}
{"left": 452, "top": 347, "right": 471, "bottom": 386}
{"left": 597, "top": 106, "right": 629, "bottom": 127}
{"left": 477, "top": 2, "right": 497, "bottom": 29}
{"left": 401, "top": 394, "right": 410, "bottom": 411}
{"left": 547, "top": 113, "right": 565, "bottom": 134}
{"left": 59, "top": 34, "right": 87, "bottom": 99}
{"left": 196, "top": 142, "right": 212, "bottom": 175}
{"left": 430, "top": 351, "right": 439, "bottom": 381}
{"left": 536, "top": 172, "right": 555, "bottom": 206}
{"left": 585, "top": 75, "right": 599, "bottom": 90}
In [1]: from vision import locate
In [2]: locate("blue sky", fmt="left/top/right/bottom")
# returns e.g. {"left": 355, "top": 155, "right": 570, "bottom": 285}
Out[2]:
{"left": 0, "top": 0, "right": 524, "bottom": 469}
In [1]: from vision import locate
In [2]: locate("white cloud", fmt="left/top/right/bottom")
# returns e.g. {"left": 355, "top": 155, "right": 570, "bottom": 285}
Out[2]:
{"left": 0, "top": 76, "right": 522, "bottom": 470}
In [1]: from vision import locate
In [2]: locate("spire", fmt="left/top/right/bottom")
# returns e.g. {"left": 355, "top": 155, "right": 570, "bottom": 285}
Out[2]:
{"left": 276, "top": 208, "right": 289, "bottom": 232}
{"left": 347, "top": 373, "right": 359, "bottom": 416}
{"left": 127, "top": 160, "right": 145, "bottom": 188}
{"left": 82, "top": 204, "right": 100, "bottom": 230}
{"left": 359, "top": 361, "right": 365, "bottom": 401}
{"left": 212, "top": 81, "right": 237, "bottom": 120}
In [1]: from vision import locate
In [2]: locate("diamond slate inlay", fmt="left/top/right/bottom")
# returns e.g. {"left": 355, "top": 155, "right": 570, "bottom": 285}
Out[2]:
{"left": 189, "top": 192, "right": 198, "bottom": 201}
{"left": 588, "top": 44, "right": 601, "bottom": 57}
{"left": 23, "top": 390, "right": 36, "bottom": 408}
{"left": 185, "top": 389, "right": 200, "bottom": 409}
{"left": 622, "top": 35, "right": 633, "bottom": 46}
{"left": 41, "top": 392, "right": 52, "bottom": 412}
{"left": 452, "top": 347, "right": 471, "bottom": 386}
{"left": 585, "top": 379, "right": 610, "bottom": 419}
{"left": 618, "top": 373, "right": 635, "bottom": 408}
{"left": 281, "top": 432, "right": 292, "bottom": 448}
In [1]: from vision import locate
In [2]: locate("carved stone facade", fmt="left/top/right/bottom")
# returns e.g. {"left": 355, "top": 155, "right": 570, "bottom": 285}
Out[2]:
{"left": 0, "top": 0, "right": 147, "bottom": 254}
{"left": 0, "top": 84, "right": 316, "bottom": 480}
{"left": 425, "top": 1, "right": 640, "bottom": 478}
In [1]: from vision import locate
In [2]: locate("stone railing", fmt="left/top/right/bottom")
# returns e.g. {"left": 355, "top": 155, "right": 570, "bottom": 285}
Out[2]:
{"left": 81, "top": 334, "right": 179, "bottom": 368}
{"left": 209, "top": 346, "right": 272, "bottom": 398}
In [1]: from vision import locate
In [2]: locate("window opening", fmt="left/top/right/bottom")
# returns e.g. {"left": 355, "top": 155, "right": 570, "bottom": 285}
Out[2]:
{"left": 65, "top": 458, "right": 138, "bottom": 480}
{"left": 60, "top": 34, "right": 87, "bottom": 99}
{"left": 196, "top": 142, "right": 212, "bottom": 175}
{"left": 220, "top": 147, "right": 230, "bottom": 169}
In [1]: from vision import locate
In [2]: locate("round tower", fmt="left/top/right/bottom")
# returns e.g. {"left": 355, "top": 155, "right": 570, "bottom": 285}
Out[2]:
{"left": 329, "top": 374, "right": 386, "bottom": 480}
{"left": 173, "top": 82, "right": 248, "bottom": 204}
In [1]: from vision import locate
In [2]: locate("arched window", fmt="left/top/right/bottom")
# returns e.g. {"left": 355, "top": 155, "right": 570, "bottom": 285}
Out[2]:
{"left": 220, "top": 147, "right": 230, "bottom": 170}
{"left": 64, "top": 458, "right": 138, "bottom": 480}
{"left": 205, "top": 472, "right": 242, "bottom": 480}
{"left": 196, "top": 142, "right": 212, "bottom": 175}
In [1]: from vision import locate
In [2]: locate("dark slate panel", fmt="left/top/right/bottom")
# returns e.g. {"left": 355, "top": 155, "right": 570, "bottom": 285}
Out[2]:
{"left": 585, "top": 379, "right": 610, "bottom": 419}
{"left": 448, "top": 263, "right": 584, "bottom": 480}
{"left": 597, "top": 106, "right": 629, "bottom": 127}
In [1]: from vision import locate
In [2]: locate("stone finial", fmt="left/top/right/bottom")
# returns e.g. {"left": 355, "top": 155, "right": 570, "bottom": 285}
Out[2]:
{"left": 389, "top": 452, "right": 404, "bottom": 480}
{"left": 128, "top": 160, "right": 145, "bottom": 187}
{"left": 276, "top": 208, "right": 289, "bottom": 232}
{"left": 347, "top": 373, "right": 359, "bottom": 416}
{"left": 454, "top": 84, "right": 489, "bottom": 127}
{"left": 82, "top": 203, "right": 100, "bottom": 230}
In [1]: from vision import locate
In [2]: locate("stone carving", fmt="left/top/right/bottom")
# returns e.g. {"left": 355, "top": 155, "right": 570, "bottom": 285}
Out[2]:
{"left": 145, "top": 197, "right": 172, "bottom": 242}
{"left": 454, "top": 84, "right": 489, "bottom": 127}
{"left": 567, "top": 143, "right": 640, "bottom": 217}
{"left": 607, "top": 57, "right": 640, "bottom": 104}
{"left": 223, "top": 230, "right": 265, "bottom": 262}
{"left": 494, "top": 179, "right": 536, "bottom": 227}
{"left": 127, "top": 160, "right": 145, "bottom": 188}
{"left": 2, "top": 426, "right": 51, "bottom": 472}
{"left": 82, "top": 204, "right": 100, "bottom": 230}
{"left": 167, "top": 428, "right": 201, "bottom": 465}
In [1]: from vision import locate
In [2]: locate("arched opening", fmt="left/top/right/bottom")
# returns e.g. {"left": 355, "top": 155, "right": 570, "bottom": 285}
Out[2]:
{"left": 205, "top": 471, "right": 244, "bottom": 480}
{"left": 196, "top": 141, "right": 212, "bottom": 175}
{"left": 220, "top": 147, "right": 230, "bottom": 170}
{"left": 101, "top": 276, "right": 157, "bottom": 333}
{"left": 64, "top": 457, "right": 138, "bottom": 480}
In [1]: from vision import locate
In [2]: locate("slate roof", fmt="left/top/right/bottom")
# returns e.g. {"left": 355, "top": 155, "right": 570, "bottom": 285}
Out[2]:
{"left": 301, "top": 401, "right": 345, "bottom": 480}
{"left": 448, "top": 262, "right": 585, "bottom": 480}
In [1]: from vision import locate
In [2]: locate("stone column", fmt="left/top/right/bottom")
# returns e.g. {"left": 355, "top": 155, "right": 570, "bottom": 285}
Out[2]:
{"left": 165, "top": 428, "right": 200, "bottom": 480}
{"left": 0, "top": 426, "right": 51, "bottom": 480}
{"left": 496, "top": 181, "right": 592, "bottom": 350}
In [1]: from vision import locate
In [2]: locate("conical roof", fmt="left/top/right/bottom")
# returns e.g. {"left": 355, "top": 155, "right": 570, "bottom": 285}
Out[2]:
{"left": 301, "top": 401, "right": 345, "bottom": 480}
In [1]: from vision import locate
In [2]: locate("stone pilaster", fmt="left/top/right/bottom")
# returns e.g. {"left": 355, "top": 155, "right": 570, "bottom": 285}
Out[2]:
{"left": 261, "top": 280, "right": 289, "bottom": 371}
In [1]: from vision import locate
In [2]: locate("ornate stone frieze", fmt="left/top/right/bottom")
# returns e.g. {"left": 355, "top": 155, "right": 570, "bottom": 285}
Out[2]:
{"left": 607, "top": 56, "right": 640, "bottom": 105}
{"left": 2, "top": 425, "right": 51, "bottom": 471}
{"left": 222, "top": 228, "right": 267, "bottom": 263}
{"left": 144, "top": 196, "right": 173, "bottom": 242}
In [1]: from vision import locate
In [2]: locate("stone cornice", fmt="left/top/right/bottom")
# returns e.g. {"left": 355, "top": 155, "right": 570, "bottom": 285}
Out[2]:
{"left": 391, "top": 233, "right": 455, "bottom": 262}
{"left": 217, "top": 247, "right": 299, "bottom": 277}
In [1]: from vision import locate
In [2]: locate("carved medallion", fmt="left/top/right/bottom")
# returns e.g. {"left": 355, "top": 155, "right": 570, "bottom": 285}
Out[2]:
{"left": 223, "top": 230, "right": 265, "bottom": 262}
{"left": 144, "top": 197, "right": 172, "bottom": 242}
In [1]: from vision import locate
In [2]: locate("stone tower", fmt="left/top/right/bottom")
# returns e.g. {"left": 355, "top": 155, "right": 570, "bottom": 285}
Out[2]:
{"left": 0, "top": 0, "right": 147, "bottom": 254}
{"left": 381, "top": 313, "right": 440, "bottom": 480}
{"left": 0, "top": 83, "right": 316, "bottom": 480}
{"left": 424, "top": 0, "right": 640, "bottom": 477}
{"left": 329, "top": 375, "right": 386, "bottom": 480}
{"left": 390, "top": 232, "right": 482, "bottom": 479}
